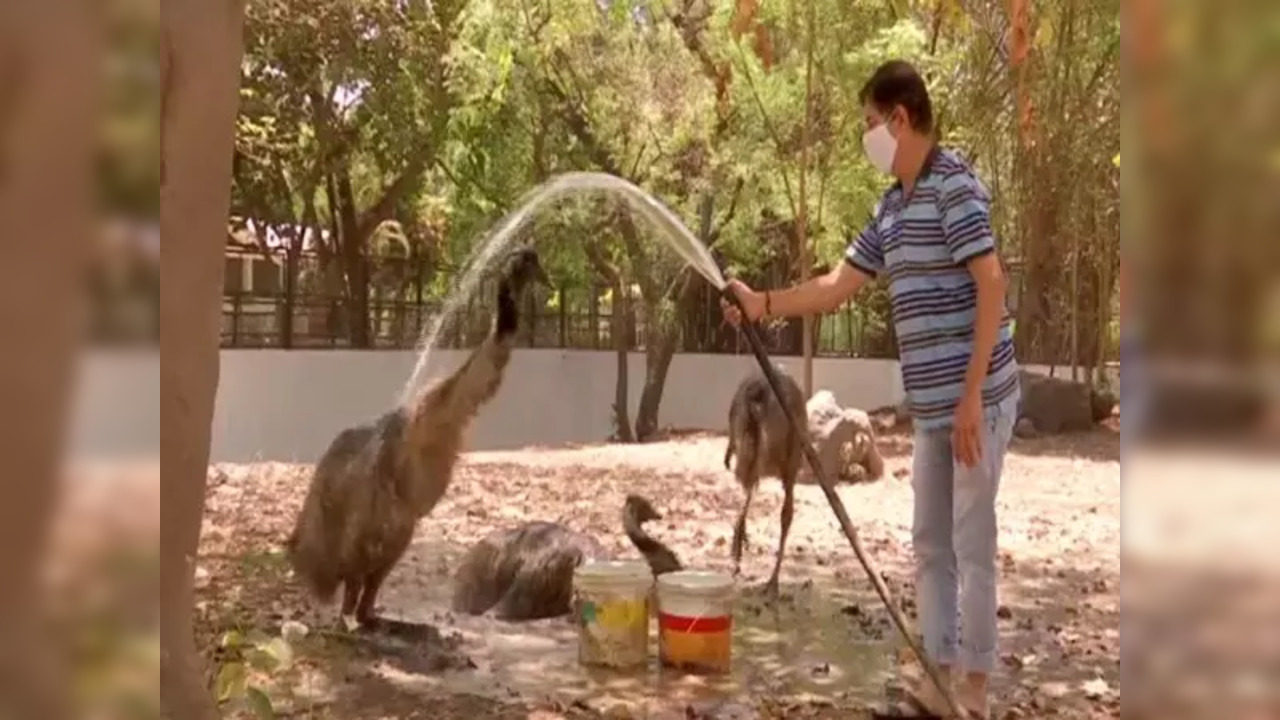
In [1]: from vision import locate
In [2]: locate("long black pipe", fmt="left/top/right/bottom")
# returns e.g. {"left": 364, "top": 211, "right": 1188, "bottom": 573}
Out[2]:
{"left": 720, "top": 288, "right": 964, "bottom": 718}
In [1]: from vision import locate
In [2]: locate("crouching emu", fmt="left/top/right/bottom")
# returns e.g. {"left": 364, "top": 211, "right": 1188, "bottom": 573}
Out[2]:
{"left": 723, "top": 367, "right": 808, "bottom": 596}
{"left": 285, "top": 246, "right": 548, "bottom": 632}
{"left": 450, "top": 494, "right": 682, "bottom": 621}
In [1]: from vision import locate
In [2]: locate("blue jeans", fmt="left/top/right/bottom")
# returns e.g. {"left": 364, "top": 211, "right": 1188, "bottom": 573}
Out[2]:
{"left": 911, "top": 411, "right": 1015, "bottom": 674}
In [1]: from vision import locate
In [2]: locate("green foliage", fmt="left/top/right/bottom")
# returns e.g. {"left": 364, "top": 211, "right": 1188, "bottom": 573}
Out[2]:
{"left": 213, "top": 625, "right": 299, "bottom": 718}
{"left": 228, "top": 0, "right": 1120, "bottom": 362}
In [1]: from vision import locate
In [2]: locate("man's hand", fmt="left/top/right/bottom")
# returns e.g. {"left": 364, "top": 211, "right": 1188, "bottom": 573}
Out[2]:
{"left": 952, "top": 392, "right": 983, "bottom": 468}
{"left": 719, "top": 279, "right": 766, "bottom": 326}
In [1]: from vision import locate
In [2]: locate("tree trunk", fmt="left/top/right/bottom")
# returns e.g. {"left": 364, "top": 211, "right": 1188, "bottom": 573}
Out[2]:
{"left": 611, "top": 285, "right": 635, "bottom": 442}
{"left": 159, "top": 0, "right": 246, "bottom": 718}
{"left": 633, "top": 271, "right": 702, "bottom": 441}
{"left": 335, "top": 171, "right": 371, "bottom": 347}
{"left": 798, "top": 0, "right": 816, "bottom": 398}
{"left": 583, "top": 235, "right": 633, "bottom": 442}
{"left": 634, "top": 319, "right": 680, "bottom": 441}
{"left": 0, "top": 1, "right": 95, "bottom": 717}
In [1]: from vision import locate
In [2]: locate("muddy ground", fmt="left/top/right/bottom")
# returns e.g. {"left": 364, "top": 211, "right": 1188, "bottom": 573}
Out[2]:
{"left": 194, "top": 425, "right": 1121, "bottom": 719}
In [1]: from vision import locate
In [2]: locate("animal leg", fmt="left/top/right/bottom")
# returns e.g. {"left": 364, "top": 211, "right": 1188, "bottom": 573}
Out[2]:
{"left": 731, "top": 483, "right": 756, "bottom": 577}
{"left": 764, "top": 480, "right": 796, "bottom": 598}
{"left": 339, "top": 578, "right": 360, "bottom": 625}
{"left": 355, "top": 563, "right": 395, "bottom": 627}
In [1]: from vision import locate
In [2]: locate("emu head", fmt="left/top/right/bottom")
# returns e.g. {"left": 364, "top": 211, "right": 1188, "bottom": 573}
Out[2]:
{"left": 500, "top": 246, "right": 550, "bottom": 295}
{"left": 623, "top": 494, "right": 663, "bottom": 525}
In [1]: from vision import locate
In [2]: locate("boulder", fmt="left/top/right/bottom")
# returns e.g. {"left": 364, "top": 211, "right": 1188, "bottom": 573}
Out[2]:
{"left": 802, "top": 390, "right": 885, "bottom": 483}
{"left": 1014, "top": 417, "right": 1039, "bottom": 439}
{"left": 1016, "top": 370, "right": 1104, "bottom": 435}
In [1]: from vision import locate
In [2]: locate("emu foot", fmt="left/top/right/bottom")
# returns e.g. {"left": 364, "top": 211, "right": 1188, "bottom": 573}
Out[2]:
{"left": 357, "top": 615, "right": 445, "bottom": 644}
{"left": 335, "top": 616, "right": 476, "bottom": 674}
{"left": 761, "top": 576, "right": 780, "bottom": 601}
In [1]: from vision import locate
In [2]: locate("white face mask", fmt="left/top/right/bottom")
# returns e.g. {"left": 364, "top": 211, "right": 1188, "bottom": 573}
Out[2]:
{"left": 862, "top": 121, "right": 898, "bottom": 176}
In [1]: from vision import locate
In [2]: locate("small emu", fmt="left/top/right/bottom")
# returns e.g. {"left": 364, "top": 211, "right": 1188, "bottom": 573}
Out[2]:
{"left": 450, "top": 494, "right": 682, "bottom": 621}
{"left": 285, "top": 246, "right": 548, "bottom": 631}
{"left": 723, "top": 366, "right": 808, "bottom": 596}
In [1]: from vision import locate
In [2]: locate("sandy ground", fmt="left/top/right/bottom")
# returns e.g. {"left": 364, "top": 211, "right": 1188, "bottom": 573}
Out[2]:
{"left": 194, "top": 426, "right": 1121, "bottom": 719}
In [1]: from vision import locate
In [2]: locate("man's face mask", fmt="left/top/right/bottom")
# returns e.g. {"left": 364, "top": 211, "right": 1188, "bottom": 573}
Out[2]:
{"left": 861, "top": 112, "right": 900, "bottom": 176}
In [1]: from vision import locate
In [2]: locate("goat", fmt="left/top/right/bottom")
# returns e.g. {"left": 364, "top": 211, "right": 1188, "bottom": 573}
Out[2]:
{"left": 285, "top": 246, "right": 548, "bottom": 632}
{"left": 723, "top": 366, "right": 807, "bottom": 596}
{"left": 450, "top": 494, "right": 682, "bottom": 621}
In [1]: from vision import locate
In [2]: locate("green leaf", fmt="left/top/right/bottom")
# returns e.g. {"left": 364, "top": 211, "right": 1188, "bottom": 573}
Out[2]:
{"left": 220, "top": 630, "right": 245, "bottom": 649}
{"left": 1112, "top": 153, "right": 1121, "bottom": 168}
{"left": 247, "top": 648, "right": 280, "bottom": 673}
{"left": 215, "top": 661, "right": 247, "bottom": 702}
{"left": 246, "top": 687, "right": 276, "bottom": 719}
{"left": 249, "top": 638, "right": 293, "bottom": 672}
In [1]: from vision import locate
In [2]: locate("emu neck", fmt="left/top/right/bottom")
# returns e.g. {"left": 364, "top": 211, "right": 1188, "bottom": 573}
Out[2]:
{"left": 623, "top": 514, "right": 662, "bottom": 553}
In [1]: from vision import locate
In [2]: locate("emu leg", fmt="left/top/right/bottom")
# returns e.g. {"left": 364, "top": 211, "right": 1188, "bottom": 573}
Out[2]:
{"left": 339, "top": 579, "right": 360, "bottom": 619}
{"left": 764, "top": 481, "right": 796, "bottom": 597}
{"left": 355, "top": 563, "right": 394, "bottom": 627}
{"left": 731, "top": 483, "right": 757, "bottom": 576}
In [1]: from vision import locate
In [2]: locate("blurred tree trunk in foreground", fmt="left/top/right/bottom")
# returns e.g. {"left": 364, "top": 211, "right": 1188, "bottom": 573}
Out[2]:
{"left": 0, "top": 1, "right": 95, "bottom": 718}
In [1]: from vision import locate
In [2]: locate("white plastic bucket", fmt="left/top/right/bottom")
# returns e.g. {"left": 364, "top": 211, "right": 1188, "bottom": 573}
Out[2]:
{"left": 572, "top": 560, "right": 653, "bottom": 669}
{"left": 656, "top": 570, "right": 735, "bottom": 674}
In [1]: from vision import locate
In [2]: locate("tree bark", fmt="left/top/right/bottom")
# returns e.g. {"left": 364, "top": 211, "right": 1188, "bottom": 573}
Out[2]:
{"left": 159, "top": 1, "right": 246, "bottom": 718}
{"left": 0, "top": 1, "right": 95, "bottom": 717}
{"left": 584, "top": 237, "right": 634, "bottom": 442}
{"left": 334, "top": 169, "right": 371, "bottom": 347}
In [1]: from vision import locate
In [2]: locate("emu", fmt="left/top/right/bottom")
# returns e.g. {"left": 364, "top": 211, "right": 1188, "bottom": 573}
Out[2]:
{"left": 285, "top": 246, "right": 548, "bottom": 631}
{"left": 450, "top": 494, "right": 682, "bottom": 621}
{"left": 723, "top": 367, "right": 808, "bottom": 596}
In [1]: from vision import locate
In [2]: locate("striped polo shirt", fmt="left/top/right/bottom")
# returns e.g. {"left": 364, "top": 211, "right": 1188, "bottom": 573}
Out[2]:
{"left": 846, "top": 147, "right": 1020, "bottom": 430}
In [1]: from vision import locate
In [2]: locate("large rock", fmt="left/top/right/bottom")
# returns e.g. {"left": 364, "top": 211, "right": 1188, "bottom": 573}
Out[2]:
{"left": 801, "top": 390, "right": 885, "bottom": 483}
{"left": 1016, "top": 370, "right": 1110, "bottom": 435}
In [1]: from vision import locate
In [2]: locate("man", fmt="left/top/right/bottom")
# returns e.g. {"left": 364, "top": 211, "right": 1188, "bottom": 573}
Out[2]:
{"left": 722, "top": 60, "right": 1018, "bottom": 719}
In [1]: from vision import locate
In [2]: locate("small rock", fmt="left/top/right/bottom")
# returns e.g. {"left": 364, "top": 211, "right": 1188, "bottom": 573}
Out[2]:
{"left": 811, "top": 662, "right": 830, "bottom": 677}
{"left": 1014, "top": 417, "right": 1039, "bottom": 438}
{"left": 281, "top": 620, "right": 310, "bottom": 641}
{"left": 997, "top": 605, "right": 1013, "bottom": 620}
{"left": 1082, "top": 678, "right": 1112, "bottom": 699}
{"left": 840, "top": 603, "right": 863, "bottom": 617}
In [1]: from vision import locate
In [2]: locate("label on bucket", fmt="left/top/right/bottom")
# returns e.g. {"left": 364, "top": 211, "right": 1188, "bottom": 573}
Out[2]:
{"left": 658, "top": 612, "right": 732, "bottom": 674}
{"left": 576, "top": 596, "right": 649, "bottom": 669}
{"left": 582, "top": 598, "right": 646, "bottom": 631}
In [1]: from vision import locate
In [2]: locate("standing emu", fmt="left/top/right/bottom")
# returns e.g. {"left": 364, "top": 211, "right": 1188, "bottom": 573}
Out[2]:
{"left": 723, "top": 367, "right": 808, "bottom": 596}
{"left": 451, "top": 494, "right": 682, "bottom": 621}
{"left": 285, "top": 246, "right": 548, "bottom": 631}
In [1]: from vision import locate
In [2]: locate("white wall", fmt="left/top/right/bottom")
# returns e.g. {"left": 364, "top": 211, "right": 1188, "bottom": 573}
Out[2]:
{"left": 68, "top": 349, "right": 1115, "bottom": 463}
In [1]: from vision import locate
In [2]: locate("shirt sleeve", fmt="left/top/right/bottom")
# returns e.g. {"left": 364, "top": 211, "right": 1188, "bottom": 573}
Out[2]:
{"left": 845, "top": 206, "right": 884, "bottom": 277}
{"left": 938, "top": 170, "right": 997, "bottom": 265}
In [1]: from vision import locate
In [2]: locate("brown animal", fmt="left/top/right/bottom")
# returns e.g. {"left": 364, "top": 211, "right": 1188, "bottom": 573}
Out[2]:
{"left": 451, "top": 494, "right": 681, "bottom": 621}
{"left": 723, "top": 367, "right": 808, "bottom": 596}
{"left": 285, "top": 246, "right": 548, "bottom": 631}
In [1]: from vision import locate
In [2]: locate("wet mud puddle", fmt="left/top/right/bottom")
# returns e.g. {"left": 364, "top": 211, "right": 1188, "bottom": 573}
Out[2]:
{"left": 371, "top": 544, "right": 898, "bottom": 715}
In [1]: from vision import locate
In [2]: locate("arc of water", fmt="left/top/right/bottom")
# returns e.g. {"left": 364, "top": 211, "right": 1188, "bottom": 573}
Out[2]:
{"left": 398, "top": 172, "right": 726, "bottom": 405}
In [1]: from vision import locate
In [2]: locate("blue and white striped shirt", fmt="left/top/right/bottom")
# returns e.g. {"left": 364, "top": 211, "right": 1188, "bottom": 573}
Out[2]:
{"left": 846, "top": 147, "right": 1020, "bottom": 430}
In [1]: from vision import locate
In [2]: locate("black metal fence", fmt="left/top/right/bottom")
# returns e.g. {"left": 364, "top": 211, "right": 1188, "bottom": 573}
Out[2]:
{"left": 220, "top": 283, "right": 899, "bottom": 358}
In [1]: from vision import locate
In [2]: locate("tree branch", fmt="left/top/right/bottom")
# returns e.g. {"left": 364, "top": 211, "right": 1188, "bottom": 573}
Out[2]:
{"left": 733, "top": 41, "right": 798, "bottom": 217}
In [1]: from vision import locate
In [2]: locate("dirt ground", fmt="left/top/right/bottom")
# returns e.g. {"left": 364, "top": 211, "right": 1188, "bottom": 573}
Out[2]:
{"left": 194, "top": 423, "right": 1121, "bottom": 719}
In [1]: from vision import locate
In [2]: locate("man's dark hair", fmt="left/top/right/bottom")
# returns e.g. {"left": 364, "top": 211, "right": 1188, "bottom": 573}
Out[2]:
{"left": 858, "top": 60, "right": 934, "bottom": 133}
